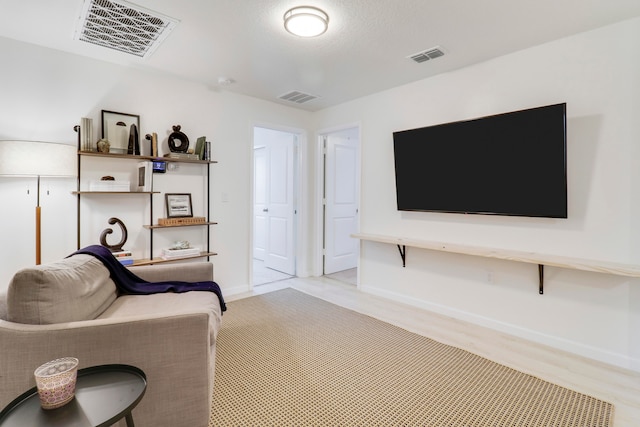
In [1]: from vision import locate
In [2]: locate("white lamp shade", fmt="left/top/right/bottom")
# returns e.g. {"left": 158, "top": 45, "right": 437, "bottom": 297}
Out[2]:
{"left": 284, "top": 6, "right": 329, "bottom": 37}
{"left": 0, "top": 140, "right": 76, "bottom": 177}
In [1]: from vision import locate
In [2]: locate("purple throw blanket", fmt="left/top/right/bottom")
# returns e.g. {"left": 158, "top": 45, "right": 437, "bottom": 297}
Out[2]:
{"left": 69, "top": 245, "right": 226, "bottom": 312}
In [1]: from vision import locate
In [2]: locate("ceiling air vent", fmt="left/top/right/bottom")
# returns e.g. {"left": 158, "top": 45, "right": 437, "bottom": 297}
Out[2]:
{"left": 408, "top": 46, "right": 445, "bottom": 64}
{"left": 278, "top": 90, "right": 319, "bottom": 104}
{"left": 74, "top": 0, "right": 179, "bottom": 58}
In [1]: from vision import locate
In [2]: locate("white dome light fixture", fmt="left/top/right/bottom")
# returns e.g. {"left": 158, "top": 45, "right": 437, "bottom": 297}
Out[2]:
{"left": 283, "top": 6, "right": 329, "bottom": 37}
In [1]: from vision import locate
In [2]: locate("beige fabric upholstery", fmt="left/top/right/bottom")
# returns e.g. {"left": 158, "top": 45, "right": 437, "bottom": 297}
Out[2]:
{"left": 98, "top": 292, "right": 220, "bottom": 345}
{"left": 7, "top": 255, "right": 117, "bottom": 324}
{"left": 129, "top": 262, "right": 214, "bottom": 283}
{"left": 0, "top": 258, "right": 221, "bottom": 427}
{"left": 0, "top": 293, "right": 7, "bottom": 321}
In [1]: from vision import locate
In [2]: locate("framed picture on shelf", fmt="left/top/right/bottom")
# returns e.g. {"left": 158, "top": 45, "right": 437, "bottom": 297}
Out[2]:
{"left": 165, "top": 193, "right": 193, "bottom": 218}
{"left": 137, "top": 161, "right": 152, "bottom": 192}
{"left": 102, "top": 110, "right": 140, "bottom": 154}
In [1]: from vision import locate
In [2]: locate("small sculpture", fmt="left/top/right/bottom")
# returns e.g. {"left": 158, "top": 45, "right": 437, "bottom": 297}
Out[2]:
{"left": 99, "top": 217, "right": 128, "bottom": 252}
{"left": 145, "top": 133, "right": 158, "bottom": 157}
{"left": 168, "top": 125, "right": 189, "bottom": 153}
{"left": 171, "top": 241, "right": 191, "bottom": 250}
{"left": 127, "top": 123, "right": 140, "bottom": 155}
{"left": 97, "top": 139, "right": 110, "bottom": 153}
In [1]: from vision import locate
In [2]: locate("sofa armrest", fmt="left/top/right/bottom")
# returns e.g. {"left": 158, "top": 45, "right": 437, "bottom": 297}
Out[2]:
{"left": 0, "top": 312, "right": 214, "bottom": 427}
{"left": 0, "top": 292, "right": 7, "bottom": 321}
{"left": 129, "top": 261, "right": 213, "bottom": 283}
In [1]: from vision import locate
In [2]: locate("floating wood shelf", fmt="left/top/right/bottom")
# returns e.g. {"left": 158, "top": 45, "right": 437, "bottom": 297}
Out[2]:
{"left": 352, "top": 232, "right": 640, "bottom": 294}
{"left": 73, "top": 191, "right": 160, "bottom": 195}
{"left": 143, "top": 222, "right": 218, "bottom": 230}
{"left": 131, "top": 252, "right": 218, "bottom": 266}
{"left": 78, "top": 150, "right": 217, "bottom": 164}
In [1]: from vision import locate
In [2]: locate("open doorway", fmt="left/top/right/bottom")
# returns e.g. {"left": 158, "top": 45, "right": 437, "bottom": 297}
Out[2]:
{"left": 252, "top": 126, "right": 298, "bottom": 286}
{"left": 318, "top": 126, "right": 360, "bottom": 286}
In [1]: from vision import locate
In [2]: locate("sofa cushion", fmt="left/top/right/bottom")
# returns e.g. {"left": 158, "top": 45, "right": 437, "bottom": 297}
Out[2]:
{"left": 7, "top": 254, "right": 118, "bottom": 324}
{"left": 97, "top": 291, "right": 222, "bottom": 341}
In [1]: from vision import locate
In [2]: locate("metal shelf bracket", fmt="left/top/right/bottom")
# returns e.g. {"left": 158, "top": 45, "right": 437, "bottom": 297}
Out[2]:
{"left": 397, "top": 245, "right": 406, "bottom": 267}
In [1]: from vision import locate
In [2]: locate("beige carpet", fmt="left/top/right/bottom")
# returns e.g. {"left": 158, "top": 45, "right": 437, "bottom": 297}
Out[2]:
{"left": 209, "top": 288, "right": 613, "bottom": 426}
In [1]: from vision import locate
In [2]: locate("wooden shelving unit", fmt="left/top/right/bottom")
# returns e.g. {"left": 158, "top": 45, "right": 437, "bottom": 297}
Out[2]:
{"left": 74, "top": 132, "right": 217, "bottom": 266}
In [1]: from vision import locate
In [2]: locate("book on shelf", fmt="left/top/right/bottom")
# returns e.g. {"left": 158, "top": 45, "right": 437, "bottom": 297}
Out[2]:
{"left": 118, "top": 257, "right": 134, "bottom": 266}
{"left": 205, "top": 141, "right": 211, "bottom": 160}
{"left": 111, "top": 250, "right": 132, "bottom": 258}
{"left": 89, "top": 180, "right": 131, "bottom": 191}
{"left": 110, "top": 250, "right": 133, "bottom": 265}
{"left": 161, "top": 247, "right": 201, "bottom": 260}
{"left": 163, "top": 152, "right": 200, "bottom": 160}
{"left": 195, "top": 136, "right": 206, "bottom": 160}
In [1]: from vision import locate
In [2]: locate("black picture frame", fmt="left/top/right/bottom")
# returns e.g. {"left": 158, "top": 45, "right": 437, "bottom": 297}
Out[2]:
{"left": 165, "top": 193, "right": 193, "bottom": 218}
{"left": 102, "top": 110, "right": 140, "bottom": 154}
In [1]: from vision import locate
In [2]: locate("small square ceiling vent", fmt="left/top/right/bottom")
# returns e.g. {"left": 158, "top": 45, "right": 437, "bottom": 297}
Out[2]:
{"left": 74, "top": 0, "right": 179, "bottom": 58}
{"left": 408, "top": 46, "right": 445, "bottom": 63}
{"left": 278, "top": 90, "right": 319, "bottom": 104}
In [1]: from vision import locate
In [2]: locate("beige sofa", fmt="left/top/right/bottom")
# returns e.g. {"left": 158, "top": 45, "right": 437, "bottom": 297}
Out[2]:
{"left": 0, "top": 254, "right": 223, "bottom": 427}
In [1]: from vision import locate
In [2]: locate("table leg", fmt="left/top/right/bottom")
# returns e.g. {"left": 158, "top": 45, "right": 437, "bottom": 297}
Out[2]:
{"left": 125, "top": 412, "right": 135, "bottom": 427}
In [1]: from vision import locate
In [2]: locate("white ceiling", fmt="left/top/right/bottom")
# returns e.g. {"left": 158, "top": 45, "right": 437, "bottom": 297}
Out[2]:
{"left": 1, "top": 0, "right": 639, "bottom": 112}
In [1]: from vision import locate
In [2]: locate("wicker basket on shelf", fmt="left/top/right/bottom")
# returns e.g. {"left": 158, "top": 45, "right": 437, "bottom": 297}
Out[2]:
{"left": 158, "top": 216, "right": 206, "bottom": 226}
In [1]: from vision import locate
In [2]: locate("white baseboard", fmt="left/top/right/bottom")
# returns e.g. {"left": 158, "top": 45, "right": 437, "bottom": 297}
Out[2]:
{"left": 223, "top": 284, "right": 251, "bottom": 297}
{"left": 360, "top": 284, "right": 640, "bottom": 373}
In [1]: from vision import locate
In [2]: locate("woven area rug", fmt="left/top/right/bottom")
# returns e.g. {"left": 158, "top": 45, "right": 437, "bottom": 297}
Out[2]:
{"left": 209, "top": 288, "right": 613, "bottom": 426}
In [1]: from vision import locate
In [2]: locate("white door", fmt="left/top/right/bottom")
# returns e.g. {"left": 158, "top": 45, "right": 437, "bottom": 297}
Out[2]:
{"left": 324, "top": 129, "right": 359, "bottom": 274}
{"left": 253, "top": 146, "right": 268, "bottom": 261}
{"left": 253, "top": 127, "right": 296, "bottom": 275}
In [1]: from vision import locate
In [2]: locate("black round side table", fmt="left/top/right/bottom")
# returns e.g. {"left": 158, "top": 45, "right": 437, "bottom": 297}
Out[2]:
{"left": 0, "top": 364, "right": 147, "bottom": 427}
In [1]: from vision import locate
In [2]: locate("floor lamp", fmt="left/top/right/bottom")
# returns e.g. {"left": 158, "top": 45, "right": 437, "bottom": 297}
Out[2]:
{"left": 0, "top": 140, "right": 76, "bottom": 265}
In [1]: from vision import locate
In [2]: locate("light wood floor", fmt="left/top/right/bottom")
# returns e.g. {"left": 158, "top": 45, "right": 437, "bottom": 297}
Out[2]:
{"left": 227, "top": 275, "right": 640, "bottom": 427}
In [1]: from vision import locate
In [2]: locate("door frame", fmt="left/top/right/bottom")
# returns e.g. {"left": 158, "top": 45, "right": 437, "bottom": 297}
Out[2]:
{"left": 314, "top": 122, "right": 362, "bottom": 280}
{"left": 250, "top": 123, "right": 306, "bottom": 288}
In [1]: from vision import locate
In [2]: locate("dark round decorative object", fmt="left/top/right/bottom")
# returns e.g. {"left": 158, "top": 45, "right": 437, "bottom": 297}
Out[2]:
{"left": 168, "top": 125, "right": 189, "bottom": 153}
{"left": 99, "top": 217, "right": 128, "bottom": 252}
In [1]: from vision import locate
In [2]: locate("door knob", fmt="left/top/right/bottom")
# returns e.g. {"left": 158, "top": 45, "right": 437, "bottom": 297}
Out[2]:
{"left": 263, "top": 208, "right": 268, "bottom": 212}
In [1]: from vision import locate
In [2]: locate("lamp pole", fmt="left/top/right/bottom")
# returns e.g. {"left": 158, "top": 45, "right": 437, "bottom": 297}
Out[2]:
{"left": 35, "top": 175, "right": 41, "bottom": 265}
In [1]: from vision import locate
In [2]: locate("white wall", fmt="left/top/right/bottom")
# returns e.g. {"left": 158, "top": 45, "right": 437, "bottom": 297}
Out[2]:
{"left": 0, "top": 37, "right": 314, "bottom": 295}
{"left": 2, "top": 17, "right": 640, "bottom": 372}
{"left": 314, "top": 17, "right": 640, "bottom": 371}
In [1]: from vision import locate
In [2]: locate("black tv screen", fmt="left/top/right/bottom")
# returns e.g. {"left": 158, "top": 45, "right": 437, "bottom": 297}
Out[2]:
{"left": 393, "top": 103, "right": 567, "bottom": 218}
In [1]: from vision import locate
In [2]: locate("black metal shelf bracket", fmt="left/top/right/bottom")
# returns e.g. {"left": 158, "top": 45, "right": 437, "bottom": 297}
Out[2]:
{"left": 397, "top": 245, "right": 406, "bottom": 267}
{"left": 538, "top": 264, "right": 544, "bottom": 294}
{"left": 390, "top": 238, "right": 544, "bottom": 294}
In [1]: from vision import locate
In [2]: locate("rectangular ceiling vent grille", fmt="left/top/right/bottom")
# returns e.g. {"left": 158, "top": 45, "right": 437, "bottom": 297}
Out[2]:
{"left": 74, "top": 0, "right": 179, "bottom": 58}
{"left": 278, "top": 91, "right": 319, "bottom": 104}
{"left": 408, "top": 46, "right": 445, "bottom": 63}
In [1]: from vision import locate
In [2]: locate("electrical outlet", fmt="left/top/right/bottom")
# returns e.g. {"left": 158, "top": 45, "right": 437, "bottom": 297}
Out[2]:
{"left": 486, "top": 271, "right": 494, "bottom": 283}
{"left": 168, "top": 163, "right": 178, "bottom": 171}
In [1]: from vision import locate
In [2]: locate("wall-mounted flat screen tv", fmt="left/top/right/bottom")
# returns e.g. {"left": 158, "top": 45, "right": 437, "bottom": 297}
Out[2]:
{"left": 393, "top": 103, "right": 567, "bottom": 218}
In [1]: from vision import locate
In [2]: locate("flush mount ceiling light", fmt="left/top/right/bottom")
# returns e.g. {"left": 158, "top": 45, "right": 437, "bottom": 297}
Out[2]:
{"left": 283, "top": 6, "right": 329, "bottom": 37}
